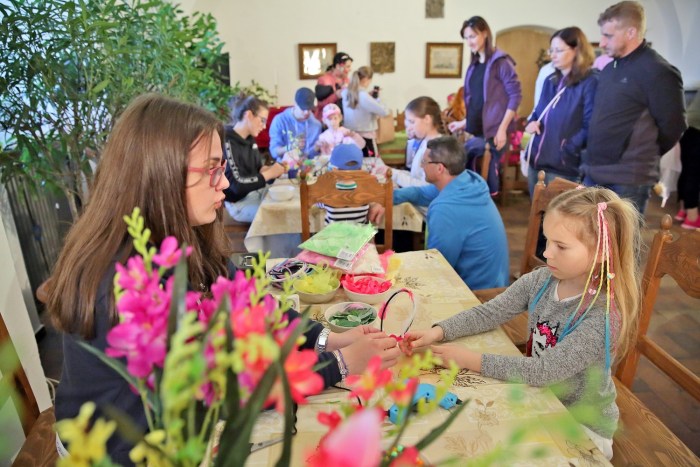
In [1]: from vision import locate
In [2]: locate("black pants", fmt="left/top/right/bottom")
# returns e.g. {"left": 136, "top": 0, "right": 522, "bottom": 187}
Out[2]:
{"left": 678, "top": 126, "right": 700, "bottom": 209}
{"left": 361, "top": 137, "right": 377, "bottom": 158}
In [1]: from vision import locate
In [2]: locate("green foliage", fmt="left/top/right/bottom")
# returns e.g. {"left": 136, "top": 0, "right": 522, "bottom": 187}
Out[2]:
{"left": 0, "top": 0, "right": 233, "bottom": 217}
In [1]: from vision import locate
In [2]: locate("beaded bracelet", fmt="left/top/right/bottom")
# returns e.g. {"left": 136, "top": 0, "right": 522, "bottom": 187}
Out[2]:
{"left": 332, "top": 350, "right": 348, "bottom": 381}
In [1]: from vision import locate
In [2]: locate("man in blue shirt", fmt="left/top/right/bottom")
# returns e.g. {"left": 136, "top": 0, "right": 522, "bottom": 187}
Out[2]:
{"left": 269, "top": 87, "right": 323, "bottom": 163}
{"left": 369, "top": 136, "right": 509, "bottom": 290}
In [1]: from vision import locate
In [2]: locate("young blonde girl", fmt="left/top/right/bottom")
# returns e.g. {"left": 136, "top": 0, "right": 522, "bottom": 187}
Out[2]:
{"left": 405, "top": 187, "right": 641, "bottom": 460}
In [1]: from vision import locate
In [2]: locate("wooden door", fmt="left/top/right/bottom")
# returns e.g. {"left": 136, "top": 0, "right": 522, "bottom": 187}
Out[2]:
{"left": 496, "top": 26, "right": 555, "bottom": 117}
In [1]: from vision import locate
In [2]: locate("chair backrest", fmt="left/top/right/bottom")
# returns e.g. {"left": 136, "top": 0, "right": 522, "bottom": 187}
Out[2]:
{"left": 395, "top": 110, "right": 406, "bottom": 132}
{"left": 0, "top": 312, "right": 40, "bottom": 436}
{"left": 520, "top": 171, "right": 580, "bottom": 275}
{"left": 300, "top": 169, "right": 393, "bottom": 252}
{"left": 254, "top": 105, "right": 290, "bottom": 152}
{"left": 477, "top": 142, "right": 492, "bottom": 181}
{"left": 615, "top": 215, "right": 700, "bottom": 401}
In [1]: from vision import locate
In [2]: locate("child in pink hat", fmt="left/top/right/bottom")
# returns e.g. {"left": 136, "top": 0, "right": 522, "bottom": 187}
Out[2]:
{"left": 315, "top": 104, "right": 365, "bottom": 156}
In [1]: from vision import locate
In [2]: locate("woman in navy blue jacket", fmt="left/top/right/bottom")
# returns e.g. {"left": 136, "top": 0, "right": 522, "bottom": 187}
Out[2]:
{"left": 525, "top": 27, "right": 598, "bottom": 195}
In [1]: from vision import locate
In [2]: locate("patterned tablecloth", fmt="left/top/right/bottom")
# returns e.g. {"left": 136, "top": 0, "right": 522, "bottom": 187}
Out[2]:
{"left": 240, "top": 250, "right": 610, "bottom": 466}
{"left": 243, "top": 179, "right": 425, "bottom": 254}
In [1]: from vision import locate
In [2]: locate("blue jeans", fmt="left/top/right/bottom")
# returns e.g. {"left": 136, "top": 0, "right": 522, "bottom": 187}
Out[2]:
{"left": 528, "top": 169, "right": 580, "bottom": 198}
{"left": 465, "top": 136, "right": 502, "bottom": 195}
{"left": 583, "top": 176, "right": 652, "bottom": 214}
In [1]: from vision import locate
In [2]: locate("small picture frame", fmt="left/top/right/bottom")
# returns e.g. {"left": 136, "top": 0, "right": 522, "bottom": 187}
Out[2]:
{"left": 298, "top": 43, "right": 337, "bottom": 80}
{"left": 425, "top": 42, "right": 464, "bottom": 78}
{"left": 591, "top": 42, "right": 605, "bottom": 58}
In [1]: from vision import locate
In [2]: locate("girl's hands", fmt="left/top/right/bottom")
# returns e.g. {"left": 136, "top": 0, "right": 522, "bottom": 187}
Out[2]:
{"left": 341, "top": 333, "right": 402, "bottom": 374}
{"left": 525, "top": 121, "right": 541, "bottom": 135}
{"left": 326, "top": 325, "right": 381, "bottom": 352}
{"left": 432, "top": 344, "right": 482, "bottom": 372}
{"left": 400, "top": 326, "right": 444, "bottom": 355}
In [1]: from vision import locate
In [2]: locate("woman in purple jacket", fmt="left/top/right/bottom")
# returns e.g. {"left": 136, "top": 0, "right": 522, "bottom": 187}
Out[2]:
{"left": 524, "top": 27, "right": 598, "bottom": 196}
{"left": 448, "top": 16, "right": 522, "bottom": 195}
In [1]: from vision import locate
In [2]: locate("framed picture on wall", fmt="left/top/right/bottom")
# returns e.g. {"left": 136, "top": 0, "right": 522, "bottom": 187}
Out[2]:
{"left": 425, "top": 42, "right": 463, "bottom": 78}
{"left": 298, "top": 43, "right": 337, "bottom": 80}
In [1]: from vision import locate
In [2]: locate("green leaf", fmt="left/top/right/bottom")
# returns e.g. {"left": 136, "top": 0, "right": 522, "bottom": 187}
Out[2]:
{"left": 91, "top": 78, "right": 110, "bottom": 94}
{"left": 273, "top": 361, "right": 294, "bottom": 467}
{"left": 414, "top": 398, "right": 470, "bottom": 451}
{"left": 77, "top": 342, "right": 141, "bottom": 390}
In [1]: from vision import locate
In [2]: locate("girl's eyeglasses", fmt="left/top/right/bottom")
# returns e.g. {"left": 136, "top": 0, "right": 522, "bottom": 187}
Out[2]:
{"left": 187, "top": 158, "right": 227, "bottom": 187}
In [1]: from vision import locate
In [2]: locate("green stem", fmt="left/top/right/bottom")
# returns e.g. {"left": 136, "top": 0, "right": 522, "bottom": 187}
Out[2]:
{"left": 139, "top": 381, "right": 155, "bottom": 432}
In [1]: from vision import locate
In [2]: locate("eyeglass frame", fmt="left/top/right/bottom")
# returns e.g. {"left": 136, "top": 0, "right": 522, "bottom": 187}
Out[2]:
{"left": 187, "top": 158, "right": 227, "bottom": 187}
{"left": 420, "top": 157, "right": 443, "bottom": 167}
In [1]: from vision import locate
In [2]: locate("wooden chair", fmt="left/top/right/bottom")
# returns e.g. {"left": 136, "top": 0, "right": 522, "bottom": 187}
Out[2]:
{"left": 222, "top": 210, "right": 251, "bottom": 253}
{"left": 473, "top": 171, "right": 579, "bottom": 349}
{"left": 611, "top": 215, "right": 699, "bottom": 465}
{"left": 0, "top": 313, "right": 58, "bottom": 466}
{"left": 300, "top": 169, "right": 393, "bottom": 252}
{"left": 470, "top": 141, "right": 491, "bottom": 182}
{"left": 496, "top": 116, "right": 528, "bottom": 206}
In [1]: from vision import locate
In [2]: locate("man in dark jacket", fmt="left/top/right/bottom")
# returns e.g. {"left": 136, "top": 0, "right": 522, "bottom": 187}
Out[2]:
{"left": 584, "top": 1, "right": 686, "bottom": 213}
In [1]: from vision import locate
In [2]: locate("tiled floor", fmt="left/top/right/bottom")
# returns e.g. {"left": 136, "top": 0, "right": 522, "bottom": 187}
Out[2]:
{"left": 36, "top": 184, "right": 699, "bottom": 455}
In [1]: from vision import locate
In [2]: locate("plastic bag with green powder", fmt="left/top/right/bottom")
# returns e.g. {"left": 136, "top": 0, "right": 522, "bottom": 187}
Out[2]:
{"left": 298, "top": 222, "right": 377, "bottom": 260}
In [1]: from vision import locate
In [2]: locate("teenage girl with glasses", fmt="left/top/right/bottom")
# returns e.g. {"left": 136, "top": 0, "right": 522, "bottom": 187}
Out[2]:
{"left": 47, "top": 94, "right": 401, "bottom": 464}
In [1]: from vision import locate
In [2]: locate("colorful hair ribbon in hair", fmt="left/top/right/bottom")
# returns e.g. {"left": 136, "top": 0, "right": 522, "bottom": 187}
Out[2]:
{"left": 558, "top": 201, "right": 618, "bottom": 370}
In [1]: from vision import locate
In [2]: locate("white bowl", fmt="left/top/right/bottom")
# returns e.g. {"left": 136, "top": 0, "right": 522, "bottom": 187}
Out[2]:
{"left": 324, "top": 302, "right": 378, "bottom": 333}
{"left": 343, "top": 277, "right": 393, "bottom": 305}
{"left": 268, "top": 185, "right": 295, "bottom": 202}
{"left": 292, "top": 279, "right": 340, "bottom": 304}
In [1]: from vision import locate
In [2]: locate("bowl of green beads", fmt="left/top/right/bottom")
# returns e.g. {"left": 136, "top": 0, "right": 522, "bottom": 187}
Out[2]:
{"left": 324, "top": 302, "right": 378, "bottom": 333}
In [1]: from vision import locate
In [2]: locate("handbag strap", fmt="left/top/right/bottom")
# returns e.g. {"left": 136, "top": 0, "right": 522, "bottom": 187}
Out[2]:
{"left": 523, "top": 86, "right": 567, "bottom": 168}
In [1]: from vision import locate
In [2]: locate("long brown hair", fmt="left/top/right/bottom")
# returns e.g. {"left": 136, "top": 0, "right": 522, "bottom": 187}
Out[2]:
{"left": 460, "top": 16, "right": 495, "bottom": 63}
{"left": 547, "top": 187, "right": 642, "bottom": 361}
{"left": 551, "top": 27, "right": 595, "bottom": 86}
{"left": 405, "top": 96, "right": 445, "bottom": 134}
{"left": 48, "top": 93, "right": 231, "bottom": 339}
{"left": 228, "top": 92, "right": 268, "bottom": 124}
{"left": 347, "top": 66, "right": 374, "bottom": 109}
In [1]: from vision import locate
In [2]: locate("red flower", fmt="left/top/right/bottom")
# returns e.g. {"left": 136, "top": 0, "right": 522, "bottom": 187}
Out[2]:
{"left": 345, "top": 356, "right": 392, "bottom": 401}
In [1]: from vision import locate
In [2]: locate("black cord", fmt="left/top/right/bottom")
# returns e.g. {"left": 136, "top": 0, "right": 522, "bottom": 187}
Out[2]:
{"left": 332, "top": 384, "right": 362, "bottom": 407}
{"left": 379, "top": 289, "right": 415, "bottom": 334}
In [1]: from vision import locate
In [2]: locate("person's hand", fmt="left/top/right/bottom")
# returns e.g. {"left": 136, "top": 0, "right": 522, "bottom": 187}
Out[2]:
{"left": 341, "top": 333, "right": 402, "bottom": 374}
{"left": 260, "top": 162, "right": 285, "bottom": 181}
{"left": 296, "top": 135, "right": 306, "bottom": 151}
{"left": 431, "top": 344, "right": 481, "bottom": 372}
{"left": 401, "top": 327, "right": 444, "bottom": 355}
{"left": 494, "top": 128, "right": 508, "bottom": 151}
{"left": 326, "top": 325, "right": 381, "bottom": 352}
{"left": 447, "top": 119, "right": 466, "bottom": 134}
{"left": 368, "top": 203, "right": 386, "bottom": 224}
{"left": 525, "top": 121, "right": 540, "bottom": 135}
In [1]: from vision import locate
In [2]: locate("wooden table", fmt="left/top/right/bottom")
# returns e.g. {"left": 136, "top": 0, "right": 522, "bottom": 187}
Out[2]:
{"left": 244, "top": 179, "right": 425, "bottom": 257}
{"left": 242, "top": 250, "right": 610, "bottom": 466}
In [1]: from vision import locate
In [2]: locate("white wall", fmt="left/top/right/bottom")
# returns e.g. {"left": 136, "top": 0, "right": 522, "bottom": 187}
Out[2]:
{"left": 181, "top": 0, "right": 699, "bottom": 112}
{"left": 0, "top": 185, "right": 52, "bottom": 458}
